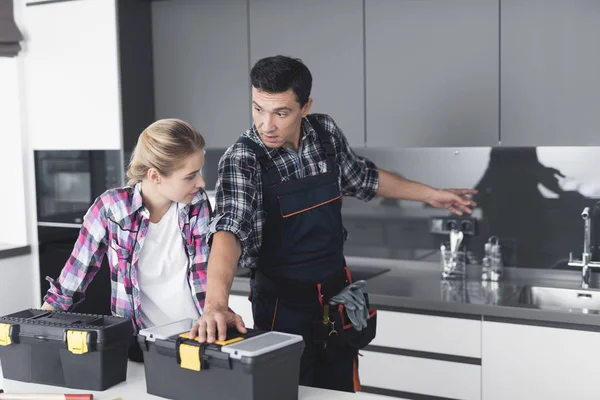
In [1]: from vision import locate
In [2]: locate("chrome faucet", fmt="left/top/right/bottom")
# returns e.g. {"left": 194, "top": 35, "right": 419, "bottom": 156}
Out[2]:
{"left": 568, "top": 206, "right": 600, "bottom": 288}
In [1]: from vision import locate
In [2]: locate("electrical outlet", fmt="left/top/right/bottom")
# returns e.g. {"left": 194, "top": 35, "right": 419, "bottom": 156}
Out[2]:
{"left": 429, "top": 216, "right": 477, "bottom": 235}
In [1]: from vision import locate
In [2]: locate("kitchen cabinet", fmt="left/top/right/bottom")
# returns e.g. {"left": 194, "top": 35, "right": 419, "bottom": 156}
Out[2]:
{"left": 249, "top": 0, "right": 365, "bottom": 147}
{"left": 151, "top": 0, "right": 250, "bottom": 149}
{"left": 360, "top": 350, "right": 481, "bottom": 400}
{"left": 371, "top": 310, "right": 481, "bottom": 357}
{"left": 482, "top": 320, "right": 600, "bottom": 400}
{"left": 360, "top": 310, "right": 481, "bottom": 399}
{"left": 500, "top": 0, "right": 600, "bottom": 146}
{"left": 37, "top": 227, "right": 111, "bottom": 316}
{"left": 365, "top": 0, "right": 499, "bottom": 147}
{"left": 24, "top": 0, "right": 120, "bottom": 150}
{"left": 24, "top": 0, "right": 154, "bottom": 152}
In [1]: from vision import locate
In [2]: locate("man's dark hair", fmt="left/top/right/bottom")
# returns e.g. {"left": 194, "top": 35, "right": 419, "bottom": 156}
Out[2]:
{"left": 250, "top": 55, "right": 312, "bottom": 107}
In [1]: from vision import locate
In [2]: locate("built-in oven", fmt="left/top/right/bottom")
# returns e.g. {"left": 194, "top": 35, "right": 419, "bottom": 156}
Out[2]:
{"left": 34, "top": 150, "right": 122, "bottom": 226}
{"left": 34, "top": 150, "right": 122, "bottom": 315}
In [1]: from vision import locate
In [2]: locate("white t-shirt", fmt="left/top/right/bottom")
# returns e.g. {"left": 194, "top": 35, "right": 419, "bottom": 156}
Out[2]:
{"left": 138, "top": 202, "right": 200, "bottom": 328}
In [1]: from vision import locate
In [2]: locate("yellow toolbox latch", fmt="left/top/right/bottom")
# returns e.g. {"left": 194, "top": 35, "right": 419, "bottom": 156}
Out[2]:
{"left": 215, "top": 337, "right": 244, "bottom": 346}
{"left": 66, "top": 330, "right": 89, "bottom": 354}
{"left": 179, "top": 343, "right": 201, "bottom": 371}
{"left": 178, "top": 332, "right": 244, "bottom": 346}
{"left": 0, "top": 323, "right": 12, "bottom": 346}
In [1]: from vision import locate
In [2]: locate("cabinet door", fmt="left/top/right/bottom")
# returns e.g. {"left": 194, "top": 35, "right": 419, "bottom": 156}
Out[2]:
{"left": 373, "top": 311, "right": 481, "bottom": 358}
{"left": 365, "top": 0, "right": 499, "bottom": 147}
{"left": 361, "top": 311, "right": 482, "bottom": 400}
{"left": 501, "top": 0, "right": 600, "bottom": 146}
{"left": 360, "top": 351, "right": 481, "bottom": 400}
{"left": 482, "top": 321, "right": 600, "bottom": 400}
{"left": 24, "top": 0, "right": 121, "bottom": 150}
{"left": 38, "top": 230, "right": 111, "bottom": 316}
{"left": 152, "top": 0, "right": 250, "bottom": 149}
{"left": 249, "top": 0, "right": 365, "bottom": 147}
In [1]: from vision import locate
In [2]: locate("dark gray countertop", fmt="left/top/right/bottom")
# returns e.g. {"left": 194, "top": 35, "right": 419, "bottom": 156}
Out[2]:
{"left": 0, "top": 243, "right": 31, "bottom": 261}
{"left": 231, "top": 258, "right": 600, "bottom": 331}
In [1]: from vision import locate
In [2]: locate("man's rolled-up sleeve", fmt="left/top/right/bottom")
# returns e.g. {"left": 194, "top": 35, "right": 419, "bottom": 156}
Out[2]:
{"left": 208, "top": 145, "right": 260, "bottom": 256}
{"left": 325, "top": 116, "right": 379, "bottom": 201}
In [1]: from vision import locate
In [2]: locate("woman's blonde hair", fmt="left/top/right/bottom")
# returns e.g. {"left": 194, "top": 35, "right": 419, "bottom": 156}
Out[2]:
{"left": 126, "top": 118, "right": 205, "bottom": 186}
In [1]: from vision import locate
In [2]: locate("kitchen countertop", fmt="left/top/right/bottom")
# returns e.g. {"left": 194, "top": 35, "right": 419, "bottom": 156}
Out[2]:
{"left": 0, "top": 243, "right": 31, "bottom": 261}
{"left": 231, "top": 257, "right": 600, "bottom": 330}
{"left": 0, "top": 361, "right": 394, "bottom": 400}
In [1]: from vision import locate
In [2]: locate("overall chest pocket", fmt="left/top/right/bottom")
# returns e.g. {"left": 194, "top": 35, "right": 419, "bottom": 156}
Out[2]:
{"left": 277, "top": 181, "right": 342, "bottom": 254}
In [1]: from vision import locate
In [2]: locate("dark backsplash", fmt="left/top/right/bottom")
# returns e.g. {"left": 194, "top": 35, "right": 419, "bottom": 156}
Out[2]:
{"left": 204, "top": 146, "right": 600, "bottom": 269}
{"left": 352, "top": 146, "right": 600, "bottom": 269}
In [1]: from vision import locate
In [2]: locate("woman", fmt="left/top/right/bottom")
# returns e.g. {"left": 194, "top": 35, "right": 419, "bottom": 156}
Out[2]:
{"left": 42, "top": 119, "right": 216, "bottom": 337}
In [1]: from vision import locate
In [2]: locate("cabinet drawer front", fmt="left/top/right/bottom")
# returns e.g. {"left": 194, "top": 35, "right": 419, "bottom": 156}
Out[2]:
{"left": 482, "top": 321, "right": 600, "bottom": 400}
{"left": 372, "top": 311, "right": 481, "bottom": 358}
{"left": 360, "top": 350, "right": 481, "bottom": 400}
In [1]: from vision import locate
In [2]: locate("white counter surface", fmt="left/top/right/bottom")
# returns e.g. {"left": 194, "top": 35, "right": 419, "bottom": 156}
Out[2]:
{"left": 0, "top": 361, "right": 393, "bottom": 400}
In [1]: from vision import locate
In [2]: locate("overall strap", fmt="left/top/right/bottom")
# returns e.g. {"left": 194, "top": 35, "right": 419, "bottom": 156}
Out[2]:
{"left": 236, "top": 136, "right": 280, "bottom": 186}
{"left": 305, "top": 115, "right": 337, "bottom": 174}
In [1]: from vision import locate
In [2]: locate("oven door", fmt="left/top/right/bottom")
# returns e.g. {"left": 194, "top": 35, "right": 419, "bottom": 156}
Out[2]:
{"left": 34, "top": 150, "right": 121, "bottom": 226}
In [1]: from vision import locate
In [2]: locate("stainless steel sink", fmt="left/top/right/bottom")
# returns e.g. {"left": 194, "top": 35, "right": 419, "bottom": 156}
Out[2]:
{"left": 513, "top": 285, "right": 600, "bottom": 311}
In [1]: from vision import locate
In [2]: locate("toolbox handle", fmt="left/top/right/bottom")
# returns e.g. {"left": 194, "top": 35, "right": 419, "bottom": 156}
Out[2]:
{"left": 28, "top": 311, "right": 52, "bottom": 320}
{"left": 35, "top": 313, "right": 103, "bottom": 326}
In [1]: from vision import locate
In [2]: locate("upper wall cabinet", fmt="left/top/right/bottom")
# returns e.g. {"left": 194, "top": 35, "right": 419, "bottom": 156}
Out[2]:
{"left": 249, "top": 0, "right": 365, "bottom": 147}
{"left": 365, "top": 0, "right": 499, "bottom": 148}
{"left": 24, "top": 0, "right": 154, "bottom": 153}
{"left": 24, "top": 0, "right": 121, "bottom": 150}
{"left": 152, "top": 0, "right": 250, "bottom": 149}
{"left": 501, "top": 0, "right": 600, "bottom": 146}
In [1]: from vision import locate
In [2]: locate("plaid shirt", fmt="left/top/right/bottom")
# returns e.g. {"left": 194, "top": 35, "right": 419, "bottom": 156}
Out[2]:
{"left": 44, "top": 183, "right": 211, "bottom": 331}
{"left": 209, "top": 113, "right": 379, "bottom": 269}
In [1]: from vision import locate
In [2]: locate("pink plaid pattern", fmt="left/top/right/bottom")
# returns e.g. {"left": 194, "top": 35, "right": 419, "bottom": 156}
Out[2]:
{"left": 43, "top": 183, "right": 211, "bottom": 331}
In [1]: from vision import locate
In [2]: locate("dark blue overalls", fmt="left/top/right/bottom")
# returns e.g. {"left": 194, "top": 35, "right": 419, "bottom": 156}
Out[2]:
{"left": 238, "top": 116, "right": 376, "bottom": 392}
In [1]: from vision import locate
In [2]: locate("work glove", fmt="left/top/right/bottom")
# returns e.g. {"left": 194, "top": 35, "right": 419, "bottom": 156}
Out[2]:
{"left": 329, "top": 280, "right": 369, "bottom": 332}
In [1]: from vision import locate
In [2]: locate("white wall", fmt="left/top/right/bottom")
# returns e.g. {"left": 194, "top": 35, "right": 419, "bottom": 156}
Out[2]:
{"left": 0, "top": 0, "right": 28, "bottom": 246}
{"left": 0, "top": 0, "right": 41, "bottom": 311}
{"left": 0, "top": 255, "right": 37, "bottom": 315}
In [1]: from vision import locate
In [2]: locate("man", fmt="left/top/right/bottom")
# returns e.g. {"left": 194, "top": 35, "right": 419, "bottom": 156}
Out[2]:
{"left": 191, "top": 55, "right": 477, "bottom": 392}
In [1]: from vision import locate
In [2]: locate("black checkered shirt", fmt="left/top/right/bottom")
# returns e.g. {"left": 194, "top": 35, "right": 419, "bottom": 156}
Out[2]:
{"left": 208, "top": 113, "right": 379, "bottom": 269}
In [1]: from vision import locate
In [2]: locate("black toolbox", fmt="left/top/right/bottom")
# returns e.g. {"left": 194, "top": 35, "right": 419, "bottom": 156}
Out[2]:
{"left": 138, "top": 319, "right": 305, "bottom": 400}
{"left": 0, "top": 309, "right": 133, "bottom": 390}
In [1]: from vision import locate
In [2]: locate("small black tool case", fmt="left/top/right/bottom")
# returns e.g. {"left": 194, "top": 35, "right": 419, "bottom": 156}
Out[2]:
{"left": 0, "top": 309, "right": 133, "bottom": 390}
{"left": 138, "top": 319, "right": 305, "bottom": 400}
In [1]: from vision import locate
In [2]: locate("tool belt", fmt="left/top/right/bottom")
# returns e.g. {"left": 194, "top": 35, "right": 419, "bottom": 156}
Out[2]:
{"left": 253, "top": 268, "right": 348, "bottom": 305}
{"left": 251, "top": 267, "right": 377, "bottom": 351}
